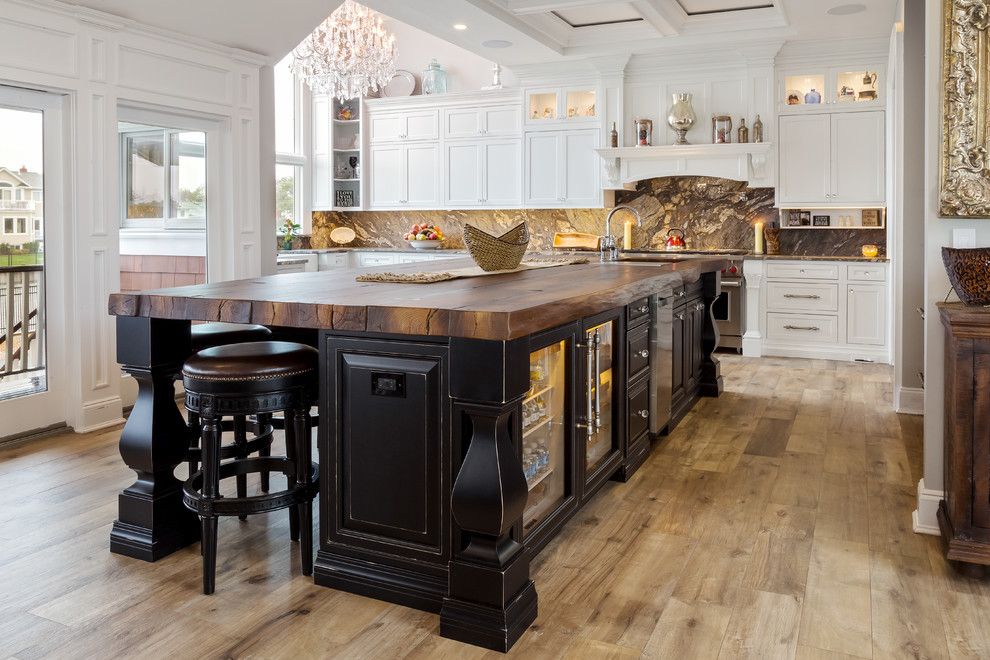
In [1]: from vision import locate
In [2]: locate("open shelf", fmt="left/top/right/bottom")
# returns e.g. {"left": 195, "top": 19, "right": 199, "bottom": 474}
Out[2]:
{"left": 526, "top": 466, "right": 553, "bottom": 492}
{"left": 333, "top": 118, "right": 360, "bottom": 124}
{"left": 523, "top": 416, "right": 552, "bottom": 439}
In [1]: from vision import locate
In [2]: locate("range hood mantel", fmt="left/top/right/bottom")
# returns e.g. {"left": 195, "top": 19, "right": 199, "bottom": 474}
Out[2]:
{"left": 595, "top": 143, "right": 774, "bottom": 190}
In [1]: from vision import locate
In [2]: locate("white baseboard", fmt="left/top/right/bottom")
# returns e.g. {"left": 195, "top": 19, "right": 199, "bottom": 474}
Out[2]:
{"left": 741, "top": 333, "right": 763, "bottom": 357}
{"left": 762, "top": 342, "right": 890, "bottom": 363}
{"left": 913, "top": 478, "right": 942, "bottom": 536}
{"left": 74, "top": 396, "right": 125, "bottom": 434}
{"left": 896, "top": 387, "right": 924, "bottom": 415}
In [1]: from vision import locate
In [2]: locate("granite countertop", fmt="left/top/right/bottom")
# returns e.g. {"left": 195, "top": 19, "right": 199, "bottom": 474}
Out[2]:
{"left": 746, "top": 254, "right": 889, "bottom": 263}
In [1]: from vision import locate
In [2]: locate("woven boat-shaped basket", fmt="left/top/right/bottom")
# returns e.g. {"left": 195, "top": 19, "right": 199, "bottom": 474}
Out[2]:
{"left": 942, "top": 246, "right": 990, "bottom": 305}
{"left": 463, "top": 223, "right": 530, "bottom": 272}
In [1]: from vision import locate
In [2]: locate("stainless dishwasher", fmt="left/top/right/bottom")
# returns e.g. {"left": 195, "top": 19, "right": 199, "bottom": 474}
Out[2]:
{"left": 649, "top": 291, "right": 674, "bottom": 435}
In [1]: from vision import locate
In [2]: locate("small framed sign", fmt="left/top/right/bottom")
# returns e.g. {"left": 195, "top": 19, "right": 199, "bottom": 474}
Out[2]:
{"left": 335, "top": 189, "right": 355, "bottom": 208}
{"left": 862, "top": 209, "right": 881, "bottom": 227}
{"left": 812, "top": 215, "right": 831, "bottom": 227}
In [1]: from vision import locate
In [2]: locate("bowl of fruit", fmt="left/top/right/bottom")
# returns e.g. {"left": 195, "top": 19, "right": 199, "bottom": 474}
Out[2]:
{"left": 404, "top": 223, "right": 445, "bottom": 250}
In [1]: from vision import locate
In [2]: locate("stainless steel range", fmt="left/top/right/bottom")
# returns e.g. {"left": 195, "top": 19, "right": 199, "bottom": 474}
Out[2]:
{"left": 713, "top": 258, "right": 745, "bottom": 351}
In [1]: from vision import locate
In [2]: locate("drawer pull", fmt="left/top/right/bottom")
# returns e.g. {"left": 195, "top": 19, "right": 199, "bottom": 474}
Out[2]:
{"left": 695, "top": 302, "right": 705, "bottom": 311}
{"left": 638, "top": 409, "right": 649, "bottom": 419}
{"left": 638, "top": 349, "right": 649, "bottom": 358}
{"left": 784, "top": 324, "right": 820, "bottom": 331}
{"left": 783, "top": 293, "right": 821, "bottom": 299}
{"left": 636, "top": 305, "right": 649, "bottom": 314}
{"left": 675, "top": 313, "right": 685, "bottom": 321}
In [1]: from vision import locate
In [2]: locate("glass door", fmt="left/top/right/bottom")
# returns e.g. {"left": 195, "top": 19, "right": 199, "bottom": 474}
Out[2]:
{"left": 0, "top": 86, "right": 65, "bottom": 437}
{"left": 581, "top": 309, "right": 622, "bottom": 494}
{"left": 522, "top": 338, "right": 566, "bottom": 535}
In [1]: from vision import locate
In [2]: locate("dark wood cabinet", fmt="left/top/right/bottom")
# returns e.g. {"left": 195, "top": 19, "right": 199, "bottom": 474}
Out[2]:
{"left": 670, "top": 280, "right": 705, "bottom": 429}
{"left": 938, "top": 303, "right": 990, "bottom": 569}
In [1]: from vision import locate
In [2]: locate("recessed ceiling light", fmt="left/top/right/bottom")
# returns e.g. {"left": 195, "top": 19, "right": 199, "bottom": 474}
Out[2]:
{"left": 482, "top": 39, "right": 513, "bottom": 49}
{"left": 453, "top": 23, "right": 467, "bottom": 30}
{"left": 827, "top": 3, "right": 867, "bottom": 15}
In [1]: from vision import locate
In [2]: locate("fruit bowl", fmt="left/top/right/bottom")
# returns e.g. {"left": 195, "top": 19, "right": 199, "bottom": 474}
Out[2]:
{"left": 408, "top": 239, "right": 443, "bottom": 250}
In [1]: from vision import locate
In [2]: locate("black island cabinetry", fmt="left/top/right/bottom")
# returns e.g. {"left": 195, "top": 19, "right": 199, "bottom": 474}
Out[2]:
{"left": 107, "top": 258, "right": 724, "bottom": 653}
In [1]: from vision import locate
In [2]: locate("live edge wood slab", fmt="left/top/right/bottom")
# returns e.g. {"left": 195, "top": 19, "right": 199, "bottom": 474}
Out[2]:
{"left": 108, "top": 257, "right": 728, "bottom": 340}
{"left": 106, "top": 256, "right": 726, "bottom": 653}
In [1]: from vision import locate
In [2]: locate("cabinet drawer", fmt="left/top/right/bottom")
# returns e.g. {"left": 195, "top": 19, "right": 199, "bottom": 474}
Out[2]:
{"left": 627, "top": 322, "right": 650, "bottom": 379}
{"left": 319, "top": 253, "right": 348, "bottom": 270}
{"left": 766, "top": 313, "right": 839, "bottom": 343}
{"left": 847, "top": 263, "right": 886, "bottom": 282}
{"left": 627, "top": 297, "right": 650, "bottom": 324}
{"left": 356, "top": 253, "right": 397, "bottom": 267}
{"left": 767, "top": 281, "right": 839, "bottom": 312}
{"left": 627, "top": 378, "right": 650, "bottom": 441}
{"left": 766, "top": 262, "right": 839, "bottom": 280}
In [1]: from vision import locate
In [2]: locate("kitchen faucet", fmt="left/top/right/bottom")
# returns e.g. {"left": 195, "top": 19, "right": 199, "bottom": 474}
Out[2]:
{"left": 601, "top": 205, "right": 642, "bottom": 262}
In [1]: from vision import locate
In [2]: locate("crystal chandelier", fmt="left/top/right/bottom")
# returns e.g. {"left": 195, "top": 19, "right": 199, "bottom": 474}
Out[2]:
{"left": 291, "top": 1, "right": 397, "bottom": 102}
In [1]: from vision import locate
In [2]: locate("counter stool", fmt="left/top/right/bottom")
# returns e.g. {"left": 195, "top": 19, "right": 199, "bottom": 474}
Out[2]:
{"left": 185, "top": 323, "right": 275, "bottom": 497}
{"left": 181, "top": 341, "right": 319, "bottom": 595}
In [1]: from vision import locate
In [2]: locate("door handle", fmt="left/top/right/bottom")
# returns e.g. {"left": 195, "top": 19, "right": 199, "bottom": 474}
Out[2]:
{"left": 593, "top": 329, "right": 602, "bottom": 432}
{"left": 579, "top": 339, "right": 594, "bottom": 437}
{"left": 721, "top": 281, "right": 741, "bottom": 288}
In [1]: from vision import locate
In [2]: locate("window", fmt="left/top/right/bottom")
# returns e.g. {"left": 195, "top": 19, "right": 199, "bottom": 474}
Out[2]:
{"left": 32, "top": 190, "right": 41, "bottom": 201}
{"left": 16, "top": 218, "right": 25, "bottom": 233}
{"left": 3, "top": 218, "right": 11, "bottom": 233}
{"left": 33, "top": 218, "right": 40, "bottom": 233}
{"left": 120, "top": 126, "right": 206, "bottom": 229}
{"left": 274, "top": 53, "right": 308, "bottom": 235}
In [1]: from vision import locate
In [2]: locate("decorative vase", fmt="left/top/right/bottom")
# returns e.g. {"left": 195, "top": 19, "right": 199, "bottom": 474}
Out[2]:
{"left": 764, "top": 226, "right": 780, "bottom": 255}
{"left": 667, "top": 93, "right": 696, "bottom": 145}
{"left": 422, "top": 58, "right": 447, "bottom": 95}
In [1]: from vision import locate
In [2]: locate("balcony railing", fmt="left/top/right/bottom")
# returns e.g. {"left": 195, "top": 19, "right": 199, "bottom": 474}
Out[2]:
{"left": 0, "top": 265, "right": 44, "bottom": 381}
{"left": 0, "top": 199, "right": 35, "bottom": 211}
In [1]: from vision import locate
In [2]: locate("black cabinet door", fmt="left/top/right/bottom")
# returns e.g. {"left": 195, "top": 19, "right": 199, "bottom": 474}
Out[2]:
{"left": 691, "top": 300, "right": 705, "bottom": 384}
{"left": 579, "top": 308, "right": 624, "bottom": 499}
{"left": 671, "top": 305, "right": 685, "bottom": 409}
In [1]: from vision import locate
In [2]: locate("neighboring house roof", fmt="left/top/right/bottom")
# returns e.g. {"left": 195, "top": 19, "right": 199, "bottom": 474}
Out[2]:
{"left": 0, "top": 167, "right": 41, "bottom": 188}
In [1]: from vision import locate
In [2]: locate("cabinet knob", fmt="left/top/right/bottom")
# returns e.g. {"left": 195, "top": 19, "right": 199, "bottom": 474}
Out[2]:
{"left": 637, "top": 305, "right": 649, "bottom": 314}
{"left": 675, "top": 313, "right": 685, "bottom": 321}
{"left": 695, "top": 303, "right": 704, "bottom": 311}
{"left": 639, "top": 349, "right": 649, "bottom": 358}
{"left": 638, "top": 409, "right": 649, "bottom": 419}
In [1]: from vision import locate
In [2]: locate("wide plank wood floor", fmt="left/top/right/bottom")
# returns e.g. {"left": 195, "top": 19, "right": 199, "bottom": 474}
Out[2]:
{"left": 0, "top": 355, "right": 981, "bottom": 659}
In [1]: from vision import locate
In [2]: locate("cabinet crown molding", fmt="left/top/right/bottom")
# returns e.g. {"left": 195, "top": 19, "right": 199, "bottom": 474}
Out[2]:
{"left": 365, "top": 88, "right": 522, "bottom": 112}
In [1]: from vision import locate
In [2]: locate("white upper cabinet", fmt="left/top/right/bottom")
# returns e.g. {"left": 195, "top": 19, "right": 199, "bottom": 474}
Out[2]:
{"left": 524, "top": 128, "right": 601, "bottom": 208}
{"left": 311, "top": 94, "right": 332, "bottom": 210}
{"left": 778, "top": 63, "right": 886, "bottom": 113}
{"left": 777, "top": 110, "right": 885, "bottom": 207}
{"left": 831, "top": 111, "right": 885, "bottom": 205}
{"left": 405, "top": 143, "right": 439, "bottom": 206}
{"left": 445, "top": 142, "right": 482, "bottom": 206}
{"left": 370, "top": 109, "right": 438, "bottom": 143}
{"left": 526, "top": 86, "right": 598, "bottom": 126}
{"left": 369, "top": 143, "right": 438, "bottom": 209}
{"left": 369, "top": 145, "right": 403, "bottom": 207}
{"left": 483, "top": 140, "right": 522, "bottom": 207}
{"left": 443, "top": 104, "right": 521, "bottom": 139}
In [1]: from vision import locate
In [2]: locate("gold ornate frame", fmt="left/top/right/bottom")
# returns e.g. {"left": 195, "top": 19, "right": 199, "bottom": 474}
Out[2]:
{"left": 940, "top": 0, "right": 990, "bottom": 218}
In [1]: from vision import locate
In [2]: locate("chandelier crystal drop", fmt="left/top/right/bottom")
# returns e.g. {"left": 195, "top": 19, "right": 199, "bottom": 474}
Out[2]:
{"left": 291, "top": 0, "right": 397, "bottom": 102}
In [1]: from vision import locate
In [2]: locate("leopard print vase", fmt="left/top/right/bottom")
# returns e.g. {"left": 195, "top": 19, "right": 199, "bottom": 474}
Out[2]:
{"left": 942, "top": 246, "right": 990, "bottom": 305}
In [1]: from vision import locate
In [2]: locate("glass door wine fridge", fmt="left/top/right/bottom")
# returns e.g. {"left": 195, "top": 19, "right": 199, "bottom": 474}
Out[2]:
{"left": 520, "top": 323, "right": 577, "bottom": 551}
{"left": 580, "top": 309, "right": 622, "bottom": 497}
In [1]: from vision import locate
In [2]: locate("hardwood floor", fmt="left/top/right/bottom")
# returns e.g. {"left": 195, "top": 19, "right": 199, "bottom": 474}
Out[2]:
{"left": 0, "top": 355, "right": 980, "bottom": 659}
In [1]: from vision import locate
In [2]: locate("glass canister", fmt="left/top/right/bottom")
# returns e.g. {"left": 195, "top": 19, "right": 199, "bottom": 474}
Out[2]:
{"left": 712, "top": 115, "right": 732, "bottom": 144}
{"left": 422, "top": 58, "right": 447, "bottom": 95}
{"left": 633, "top": 118, "right": 653, "bottom": 146}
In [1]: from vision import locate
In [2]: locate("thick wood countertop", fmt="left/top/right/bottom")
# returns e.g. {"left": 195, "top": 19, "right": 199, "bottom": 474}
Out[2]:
{"left": 108, "top": 257, "right": 726, "bottom": 340}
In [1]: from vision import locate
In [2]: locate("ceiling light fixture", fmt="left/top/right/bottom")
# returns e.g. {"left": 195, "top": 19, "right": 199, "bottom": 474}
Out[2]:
{"left": 481, "top": 39, "right": 513, "bottom": 49}
{"left": 453, "top": 23, "right": 468, "bottom": 30}
{"left": 826, "top": 3, "right": 867, "bottom": 15}
{"left": 291, "top": 0, "right": 396, "bottom": 102}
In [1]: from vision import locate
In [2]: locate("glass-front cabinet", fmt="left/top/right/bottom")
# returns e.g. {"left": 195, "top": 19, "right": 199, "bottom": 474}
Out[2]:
{"left": 520, "top": 324, "right": 577, "bottom": 550}
{"left": 579, "top": 310, "right": 622, "bottom": 495}
{"left": 779, "top": 64, "right": 884, "bottom": 111}
{"left": 526, "top": 86, "right": 598, "bottom": 124}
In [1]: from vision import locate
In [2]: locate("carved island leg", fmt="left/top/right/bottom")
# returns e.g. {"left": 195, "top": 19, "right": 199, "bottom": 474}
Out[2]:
{"left": 110, "top": 316, "right": 199, "bottom": 561}
{"left": 699, "top": 270, "right": 724, "bottom": 397}
{"left": 441, "top": 338, "right": 538, "bottom": 653}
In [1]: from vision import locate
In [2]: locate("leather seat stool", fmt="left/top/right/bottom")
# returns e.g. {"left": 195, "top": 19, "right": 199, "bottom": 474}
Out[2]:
{"left": 181, "top": 341, "right": 319, "bottom": 595}
{"left": 184, "top": 323, "right": 276, "bottom": 496}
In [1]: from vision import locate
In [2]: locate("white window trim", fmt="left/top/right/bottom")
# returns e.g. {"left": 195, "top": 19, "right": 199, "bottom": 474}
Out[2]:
{"left": 119, "top": 127, "right": 207, "bottom": 230}
{"left": 275, "top": 62, "right": 311, "bottom": 235}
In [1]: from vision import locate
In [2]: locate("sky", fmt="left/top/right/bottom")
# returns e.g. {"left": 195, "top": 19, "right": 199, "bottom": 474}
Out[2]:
{"left": 0, "top": 107, "right": 43, "bottom": 173}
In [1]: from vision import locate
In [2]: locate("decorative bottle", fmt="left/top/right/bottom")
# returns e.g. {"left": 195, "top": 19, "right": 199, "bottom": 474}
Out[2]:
{"left": 804, "top": 88, "right": 821, "bottom": 104}
{"left": 422, "top": 59, "right": 447, "bottom": 95}
{"left": 610, "top": 122, "right": 618, "bottom": 148}
{"left": 667, "top": 93, "right": 696, "bottom": 145}
{"left": 737, "top": 118, "right": 749, "bottom": 144}
{"left": 752, "top": 114, "right": 764, "bottom": 143}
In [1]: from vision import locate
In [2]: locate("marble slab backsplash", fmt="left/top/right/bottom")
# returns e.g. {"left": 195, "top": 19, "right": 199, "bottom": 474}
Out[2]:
{"left": 312, "top": 176, "right": 886, "bottom": 257}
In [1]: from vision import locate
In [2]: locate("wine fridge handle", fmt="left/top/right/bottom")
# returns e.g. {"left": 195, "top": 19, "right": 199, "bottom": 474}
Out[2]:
{"left": 582, "top": 338, "right": 594, "bottom": 437}
{"left": 593, "top": 329, "right": 602, "bottom": 432}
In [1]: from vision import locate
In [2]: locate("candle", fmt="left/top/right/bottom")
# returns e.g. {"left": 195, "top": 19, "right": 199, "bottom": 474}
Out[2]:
{"left": 623, "top": 220, "right": 635, "bottom": 251}
{"left": 754, "top": 221, "right": 765, "bottom": 255}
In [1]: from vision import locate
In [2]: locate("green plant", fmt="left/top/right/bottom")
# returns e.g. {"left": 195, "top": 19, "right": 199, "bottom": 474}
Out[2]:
{"left": 279, "top": 215, "right": 300, "bottom": 249}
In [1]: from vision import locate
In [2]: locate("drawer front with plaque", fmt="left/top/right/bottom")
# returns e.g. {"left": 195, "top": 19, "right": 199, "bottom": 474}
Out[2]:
{"left": 847, "top": 263, "right": 886, "bottom": 282}
{"left": 767, "top": 281, "right": 839, "bottom": 313}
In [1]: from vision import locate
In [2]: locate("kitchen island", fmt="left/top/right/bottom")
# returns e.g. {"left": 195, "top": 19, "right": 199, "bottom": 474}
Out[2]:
{"left": 107, "top": 256, "right": 725, "bottom": 652}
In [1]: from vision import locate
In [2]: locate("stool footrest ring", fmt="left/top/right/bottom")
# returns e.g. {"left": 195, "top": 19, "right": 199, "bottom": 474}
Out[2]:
{"left": 183, "top": 457, "right": 318, "bottom": 517}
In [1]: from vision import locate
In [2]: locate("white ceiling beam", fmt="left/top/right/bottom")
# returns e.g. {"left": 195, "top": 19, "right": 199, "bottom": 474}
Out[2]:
{"left": 630, "top": 0, "right": 685, "bottom": 36}
{"left": 506, "top": 0, "right": 628, "bottom": 16}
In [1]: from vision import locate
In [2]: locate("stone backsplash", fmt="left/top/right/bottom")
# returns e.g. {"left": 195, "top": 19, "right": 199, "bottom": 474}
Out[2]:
{"left": 312, "top": 176, "right": 886, "bottom": 257}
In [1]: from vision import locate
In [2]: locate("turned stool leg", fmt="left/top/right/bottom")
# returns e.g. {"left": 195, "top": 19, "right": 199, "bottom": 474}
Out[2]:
{"left": 233, "top": 415, "right": 249, "bottom": 520}
{"left": 284, "top": 408, "right": 300, "bottom": 543}
{"left": 257, "top": 413, "right": 272, "bottom": 493}
{"left": 293, "top": 407, "right": 313, "bottom": 576}
{"left": 200, "top": 412, "right": 221, "bottom": 595}
{"left": 187, "top": 410, "right": 201, "bottom": 477}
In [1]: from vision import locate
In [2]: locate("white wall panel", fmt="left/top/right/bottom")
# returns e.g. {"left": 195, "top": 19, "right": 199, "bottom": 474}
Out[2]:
{"left": 117, "top": 46, "right": 233, "bottom": 106}
{"left": 0, "top": 16, "right": 77, "bottom": 77}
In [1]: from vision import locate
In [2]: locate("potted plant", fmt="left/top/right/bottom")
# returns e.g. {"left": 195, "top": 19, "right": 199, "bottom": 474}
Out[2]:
{"left": 279, "top": 213, "right": 300, "bottom": 251}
